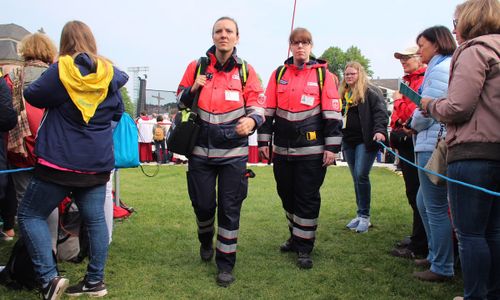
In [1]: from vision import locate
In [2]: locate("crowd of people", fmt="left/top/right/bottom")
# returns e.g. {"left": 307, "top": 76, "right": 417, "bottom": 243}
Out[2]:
{"left": 0, "top": 0, "right": 498, "bottom": 299}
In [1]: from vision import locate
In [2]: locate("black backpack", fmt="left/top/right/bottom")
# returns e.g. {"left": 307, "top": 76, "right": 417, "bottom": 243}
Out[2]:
{"left": 0, "top": 239, "right": 40, "bottom": 290}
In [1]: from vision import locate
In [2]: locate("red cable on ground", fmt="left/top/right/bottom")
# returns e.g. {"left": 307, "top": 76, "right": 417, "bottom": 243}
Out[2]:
{"left": 288, "top": 0, "right": 297, "bottom": 57}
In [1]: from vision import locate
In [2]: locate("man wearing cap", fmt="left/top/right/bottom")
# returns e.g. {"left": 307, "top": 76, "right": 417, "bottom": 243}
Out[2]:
{"left": 389, "top": 46, "right": 429, "bottom": 260}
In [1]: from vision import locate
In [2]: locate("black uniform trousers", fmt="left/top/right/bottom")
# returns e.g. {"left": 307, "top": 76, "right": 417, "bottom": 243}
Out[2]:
{"left": 187, "top": 156, "right": 248, "bottom": 272}
{"left": 273, "top": 158, "right": 326, "bottom": 254}
{"left": 398, "top": 138, "right": 428, "bottom": 256}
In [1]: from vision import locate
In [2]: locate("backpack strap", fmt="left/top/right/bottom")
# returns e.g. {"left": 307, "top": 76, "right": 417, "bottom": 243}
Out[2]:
{"left": 236, "top": 57, "right": 249, "bottom": 91}
{"left": 275, "top": 65, "right": 287, "bottom": 84}
{"left": 316, "top": 66, "right": 325, "bottom": 96}
{"left": 190, "top": 57, "right": 209, "bottom": 113}
{"left": 275, "top": 65, "right": 325, "bottom": 97}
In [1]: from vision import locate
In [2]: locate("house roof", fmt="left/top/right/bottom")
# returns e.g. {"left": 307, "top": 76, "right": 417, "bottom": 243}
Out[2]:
{"left": 371, "top": 78, "right": 399, "bottom": 91}
{"left": 0, "top": 23, "right": 30, "bottom": 41}
{"left": 0, "top": 40, "right": 22, "bottom": 62}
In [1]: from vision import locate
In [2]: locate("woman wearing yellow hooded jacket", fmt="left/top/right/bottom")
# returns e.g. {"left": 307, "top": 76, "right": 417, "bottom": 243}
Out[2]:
{"left": 17, "top": 20, "right": 128, "bottom": 300}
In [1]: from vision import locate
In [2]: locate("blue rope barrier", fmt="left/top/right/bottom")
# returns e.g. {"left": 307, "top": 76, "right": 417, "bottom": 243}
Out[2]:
{"left": 377, "top": 141, "right": 500, "bottom": 197}
{"left": 0, "top": 167, "right": 34, "bottom": 174}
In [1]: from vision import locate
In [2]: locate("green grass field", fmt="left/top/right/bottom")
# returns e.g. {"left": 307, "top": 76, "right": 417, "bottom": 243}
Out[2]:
{"left": 0, "top": 165, "right": 463, "bottom": 299}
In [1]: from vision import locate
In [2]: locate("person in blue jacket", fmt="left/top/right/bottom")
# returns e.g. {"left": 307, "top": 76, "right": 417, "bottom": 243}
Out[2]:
{"left": 17, "top": 20, "right": 128, "bottom": 300}
{"left": 410, "top": 25, "right": 456, "bottom": 282}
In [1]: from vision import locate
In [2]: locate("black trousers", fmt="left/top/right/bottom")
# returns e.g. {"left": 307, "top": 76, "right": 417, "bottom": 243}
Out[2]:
{"left": 273, "top": 158, "right": 326, "bottom": 254}
{"left": 187, "top": 157, "right": 248, "bottom": 272}
{"left": 0, "top": 173, "right": 17, "bottom": 231}
{"left": 397, "top": 138, "right": 428, "bottom": 255}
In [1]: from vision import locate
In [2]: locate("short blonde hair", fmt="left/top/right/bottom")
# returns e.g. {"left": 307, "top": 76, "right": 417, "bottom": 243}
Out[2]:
{"left": 18, "top": 33, "right": 57, "bottom": 64}
{"left": 457, "top": 0, "right": 500, "bottom": 40}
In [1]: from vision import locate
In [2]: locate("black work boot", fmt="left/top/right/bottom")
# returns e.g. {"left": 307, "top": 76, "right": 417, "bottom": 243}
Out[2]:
{"left": 216, "top": 270, "right": 235, "bottom": 287}
{"left": 297, "top": 252, "right": 313, "bottom": 269}
{"left": 200, "top": 243, "right": 214, "bottom": 262}
{"left": 279, "top": 238, "right": 294, "bottom": 252}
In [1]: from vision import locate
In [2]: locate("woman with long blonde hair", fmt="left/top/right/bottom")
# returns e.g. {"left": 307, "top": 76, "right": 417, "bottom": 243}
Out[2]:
{"left": 340, "top": 61, "right": 389, "bottom": 233}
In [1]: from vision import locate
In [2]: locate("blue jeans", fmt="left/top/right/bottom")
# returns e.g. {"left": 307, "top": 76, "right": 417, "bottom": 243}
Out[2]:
{"left": 18, "top": 177, "right": 109, "bottom": 285}
{"left": 416, "top": 151, "right": 454, "bottom": 276}
{"left": 343, "top": 143, "right": 378, "bottom": 218}
{"left": 448, "top": 160, "right": 500, "bottom": 300}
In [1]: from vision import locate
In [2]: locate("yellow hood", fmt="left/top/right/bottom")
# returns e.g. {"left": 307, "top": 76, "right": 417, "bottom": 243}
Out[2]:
{"left": 59, "top": 55, "right": 114, "bottom": 123}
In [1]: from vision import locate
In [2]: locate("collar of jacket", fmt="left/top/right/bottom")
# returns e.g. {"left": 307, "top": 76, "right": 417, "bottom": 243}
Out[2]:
{"left": 283, "top": 56, "right": 327, "bottom": 70}
{"left": 403, "top": 67, "right": 426, "bottom": 82}
{"left": 206, "top": 45, "right": 241, "bottom": 72}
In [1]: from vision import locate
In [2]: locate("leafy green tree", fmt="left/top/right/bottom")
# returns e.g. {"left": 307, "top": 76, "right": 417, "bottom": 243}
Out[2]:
{"left": 120, "top": 87, "right": 135, "bottom": 117}
{"left": 320, "top": 46, "right": 372, "bottom": 80}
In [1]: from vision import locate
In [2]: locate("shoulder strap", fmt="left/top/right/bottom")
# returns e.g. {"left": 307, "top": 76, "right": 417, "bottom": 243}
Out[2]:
{"left": 275, "top": 65, "right": 286, "bottom": 84}
{"left": 191, "top": 57, "right": 209, "bottom": 112}
{"left": 316, "top": 66, "right": 325, "bottom": 96}
{"left": 236, "top": 58, "right": 249, "bottom": 90}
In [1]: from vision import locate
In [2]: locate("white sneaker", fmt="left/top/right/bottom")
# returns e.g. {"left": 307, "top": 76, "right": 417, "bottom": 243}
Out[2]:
{"left": 346, "top": 217, "right": 360, "bottom": 230}
{"left": 355, "top": 217, "right": 371, "bottom": 233}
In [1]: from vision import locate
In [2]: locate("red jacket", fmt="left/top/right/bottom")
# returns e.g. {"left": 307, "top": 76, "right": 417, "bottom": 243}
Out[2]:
{"left": 177, "top": 46, "right": 265, "bottom": 163}
{"left": 390, "top": 67, "right": 426, "bottom": 130}
{"left": 258, "top": 58, "right": 342, "bottom": 160}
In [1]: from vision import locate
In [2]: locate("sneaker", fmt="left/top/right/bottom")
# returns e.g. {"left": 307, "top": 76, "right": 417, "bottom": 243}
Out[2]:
{"left": 200, "top": 243, "right": 214, "bottom": 262}
{"left": 41, "top": 276, "right": 69, "bottom": 300}
{"left": 0, "top": 230, "right": 14, "bottom": 241}
{"left": 355, "top": 217, "right": 371, "bottom": 233}
{"left": 345, "top": 217, "right": 360, "bottom": 230}
{"left": 297, "top": 252, "right": 313, "bottom": 269}
{"left": 65, "top": 279, "right": 107, "bottom": 297}
{"left": 279, "top": 238, "right": 294, "bottom": 252}
{"left": 216, "top": 271, "right": 235, "bottom": 287}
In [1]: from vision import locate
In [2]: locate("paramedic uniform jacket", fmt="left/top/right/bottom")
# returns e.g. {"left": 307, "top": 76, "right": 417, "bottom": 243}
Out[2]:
{"left": 177, "top": 47, "right": 265, "bottom": 163}
{"left": 258, "top": 58, "right": 342, "bottom": 159}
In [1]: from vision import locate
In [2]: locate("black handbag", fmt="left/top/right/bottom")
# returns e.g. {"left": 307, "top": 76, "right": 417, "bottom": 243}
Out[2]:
{"left": 166, "top": 109, "right": 200, "bottom": 156}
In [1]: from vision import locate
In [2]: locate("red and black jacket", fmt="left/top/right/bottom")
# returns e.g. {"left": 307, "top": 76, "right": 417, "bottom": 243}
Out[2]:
{"left": 258, "top": 57, "right": 342, "bottom": 161}
{"left": 177, "top": 46, "right": 265, "bottom": 164}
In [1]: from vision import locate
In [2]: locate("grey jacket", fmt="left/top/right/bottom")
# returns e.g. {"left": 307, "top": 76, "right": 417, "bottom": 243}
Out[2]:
{"left": 428, "top": 34, "right": 500, "bottom": 163}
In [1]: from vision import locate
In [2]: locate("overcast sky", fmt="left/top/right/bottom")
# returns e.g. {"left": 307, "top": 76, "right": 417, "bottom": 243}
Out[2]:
{"left": 5, "top": 0, "right": 462, "bottom": 100}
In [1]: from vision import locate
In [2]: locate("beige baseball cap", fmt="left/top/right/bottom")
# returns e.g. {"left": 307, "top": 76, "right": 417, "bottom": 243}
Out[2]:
{"left": 394, "top": 46, "right": 419, "bottom": 59}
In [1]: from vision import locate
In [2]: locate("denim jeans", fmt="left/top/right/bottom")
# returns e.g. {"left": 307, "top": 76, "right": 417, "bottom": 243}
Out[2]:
{"left": 448, "top": 160, "right": 500, "bottom": 300}
{"left": 416, "top": 151, "right": 454, "bottom": 276}
{"left": 154, "top": 140, "right": 167, "bottom": 163}
{"left": 343, "top": 142, "right": 378, "bottom": 218}
{"left": 18, "top": 177, "right": 109, "bottom": 285}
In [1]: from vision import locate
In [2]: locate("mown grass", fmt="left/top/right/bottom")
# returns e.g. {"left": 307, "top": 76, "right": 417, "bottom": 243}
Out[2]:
{"left": 0, "top": 165, "right": 462, "bottom": 299}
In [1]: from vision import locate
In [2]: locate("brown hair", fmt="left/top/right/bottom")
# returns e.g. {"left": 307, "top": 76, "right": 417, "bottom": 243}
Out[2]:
{"left": 212, "top": 16, "right": 239, "bottom": 36}
{"left": 416, "top": 26, "right": 457, "bottom": 56}
{"left": 289, "top": 27, "right": 313, "bottom": 45}
{"left": 18, "top": 33, "right": 57, "bottom": 64}
{"left": 339, "top": 61, "right": 369, "bottom": 105}
{"left": 457, "top": 0, "right": 500, "bottom": 40}
{"left": 59, "top": 20, "right": 102, "bottom": 66}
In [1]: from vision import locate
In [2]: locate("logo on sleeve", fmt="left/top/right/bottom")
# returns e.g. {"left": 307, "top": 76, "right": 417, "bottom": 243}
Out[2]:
{"left": 332, "top": 99, "right": 341, "bottom": 111}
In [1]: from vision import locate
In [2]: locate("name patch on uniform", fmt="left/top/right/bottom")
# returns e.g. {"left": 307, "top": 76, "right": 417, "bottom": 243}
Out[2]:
{"left": 300, "top": 95, "right": 315, "bottom": 106}
{"left": 225, "top": 90, "right": 240, "bottom": 101}
{"left": 279, "top": 79, "right": 288, "bottom": 85}
{"left": 232, "top": 74, "right": 240, "bottom": 80}
{"left": 307, "top": 82, "right": 318, "bottom": 87}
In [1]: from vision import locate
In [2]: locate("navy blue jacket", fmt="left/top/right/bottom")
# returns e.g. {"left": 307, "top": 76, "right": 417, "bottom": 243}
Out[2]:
{"left": 24, "top": 54, "right": 128, "bottom": 172}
